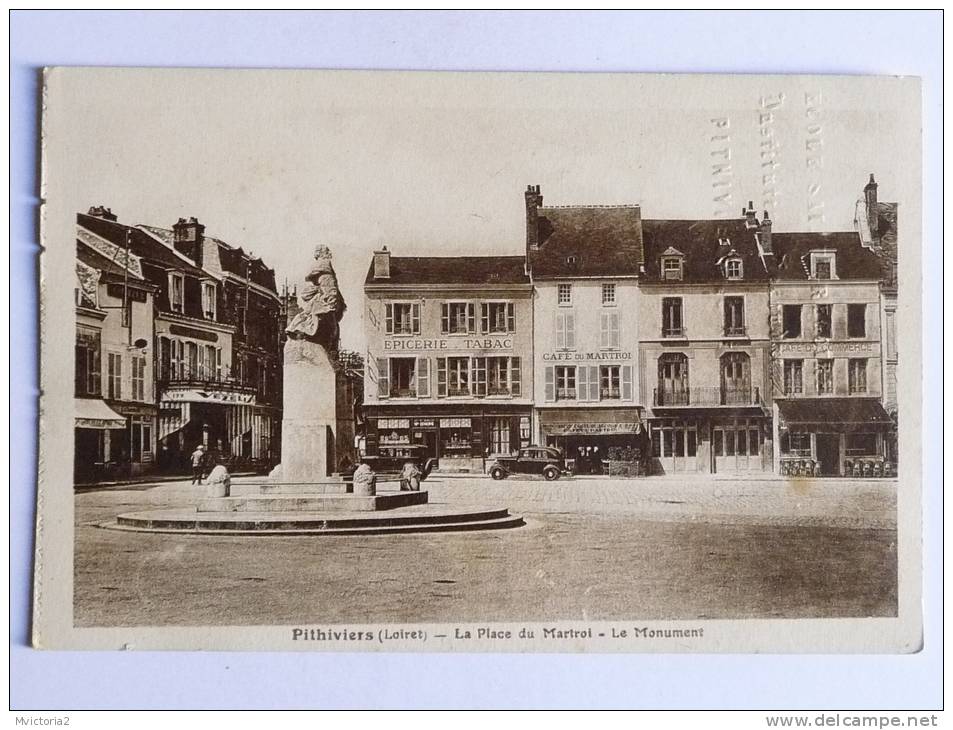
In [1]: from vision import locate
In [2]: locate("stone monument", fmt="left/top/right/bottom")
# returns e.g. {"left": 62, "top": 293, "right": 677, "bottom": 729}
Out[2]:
{"left": 272, "top": 244, "right": 347, "bottom": 484}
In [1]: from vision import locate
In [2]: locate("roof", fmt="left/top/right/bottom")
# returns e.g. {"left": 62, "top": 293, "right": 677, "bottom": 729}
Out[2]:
{"left": 772, "top": 231, "right": 882, "bottom": 281}
{"left": 777, "top": 398, "right": 893, "bottom": 429}
{"left": 139, "top": 224, "right": 278, "bottom": 292}
{"left": 528, "top": 206, "right": 644, "bottom": 278}
{"left": 78, "top": 213, "right": 206, "bottom": 277}
{"left": 76, "top": 230, "right": 145, "bottom": 281}
{"left": 365, "top": 255, "right": 530, "bottom": 286}
{"left": 640, "top": 218, "right": 769, "bottom": 284}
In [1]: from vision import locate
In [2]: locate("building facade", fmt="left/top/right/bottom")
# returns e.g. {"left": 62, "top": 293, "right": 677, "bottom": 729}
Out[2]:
{"left": 75, "top": 218, "right": 158, "bottom": 482}
{"left": 855, "top": 174, "right": 899, "bottom": 464}
{"left": 769, "top": 227, "right": 893, "bottom": 476}
{"left": 79, "top": 209, "right": 283, "bottom": 476}
{"left": 638, "top": 207, "right": 774, "bottom": 474}
{"left": 363, "top": 248, "right": 534, "bottom": 474}
{"left": 524, "top": 186, "right": 647, "bottom": 473}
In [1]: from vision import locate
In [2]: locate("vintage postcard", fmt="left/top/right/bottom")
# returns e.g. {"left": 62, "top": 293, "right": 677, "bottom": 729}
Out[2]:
{"left": 34, "top": 68, "right": 922, "bottom": 652}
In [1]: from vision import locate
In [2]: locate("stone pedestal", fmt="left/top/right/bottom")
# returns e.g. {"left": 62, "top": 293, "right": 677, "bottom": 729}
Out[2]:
{"left": 271, "top": 338, "right": 338, "bottom": 482}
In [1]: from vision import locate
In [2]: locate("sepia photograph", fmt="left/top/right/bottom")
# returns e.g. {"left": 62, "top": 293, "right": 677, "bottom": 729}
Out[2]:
{"left": 33, "top": 67, "right": 921, "bottom": 653}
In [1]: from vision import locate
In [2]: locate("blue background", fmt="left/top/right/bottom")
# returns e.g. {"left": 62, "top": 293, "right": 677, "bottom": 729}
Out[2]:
{"left": 10, "top": 10, "right": 942, "bottom": 710}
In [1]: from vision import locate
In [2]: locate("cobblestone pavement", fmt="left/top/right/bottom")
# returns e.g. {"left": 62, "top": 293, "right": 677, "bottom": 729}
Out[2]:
{"left": 73, "top": 476, "right": 897, "bottom": 627}
{"left": 423, "top": 474, "right": 896, "bottom": 529}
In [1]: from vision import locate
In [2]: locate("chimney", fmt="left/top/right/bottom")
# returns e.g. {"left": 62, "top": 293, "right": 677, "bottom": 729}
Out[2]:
{"left": 864, "top": 173, "right": 879, "bottom": 241}
{"left": 172, "top": 216, "right": 205, "bottom": 267}
{"left": 87, "top": 206, "right": 117, "bottom": 222}
{"left": 373, "top": 246, "right": 391, "bottom": 279}
{"left": 743, "top": 200, "right": 758, "bottom": 229}
{"left": 759, "top": 210, "right": 773, "bottom": 255}
{"left": 525, "top": 184, "right": 543, "bottom": 251}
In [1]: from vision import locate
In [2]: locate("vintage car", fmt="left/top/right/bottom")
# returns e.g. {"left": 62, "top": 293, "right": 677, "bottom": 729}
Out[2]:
{"left": 488, "top": 446, "right": 566, "bottom": 481}
{"left": 354, "top": 446, "right": 438, "bottom": 481}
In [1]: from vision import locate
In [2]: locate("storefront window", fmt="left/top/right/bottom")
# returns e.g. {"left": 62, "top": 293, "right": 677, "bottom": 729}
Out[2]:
{"left": 781, "top": 432, "right": 812, "bottom": 456}
{"left": 519, "top": 416, "right": 531, "bottom": 446}
{"left": 440, "top": 418, "right": 471, "bottom": 454}
{"left": 378, "top": 418, "right": 411, "bottom": 450}
{"left": 490, "top": 418, "right": 512, "bottom": 455}
{"left": 845, "top": 433, "right": 877, "bottom": 456}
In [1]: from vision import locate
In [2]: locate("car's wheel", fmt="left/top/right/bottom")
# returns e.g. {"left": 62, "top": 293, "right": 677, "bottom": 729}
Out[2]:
{"left": 543, "top": 466, "right": 560, "bottom": 481}
{"left": 490, "top": 466, "right": 506, "bottom": 480}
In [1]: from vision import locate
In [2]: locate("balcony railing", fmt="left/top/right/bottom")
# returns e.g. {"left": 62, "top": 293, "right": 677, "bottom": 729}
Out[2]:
{"left": 390, "top": 387, "right": 417, "bottom": 398}
{"left": 662, "top": 327, "right": 685, "bottom": 337}
{"left": 723, "top": 325, "right": 747, "bottom": 337}
{"left": 556, "top": 388, "right": 576, "bottom": 400}
{"left": 159, "top": 370, "right": 258, "bottom": 395}
{"left": 654, "top": 386, "right": 761, "bottom": 407}
{"left": 600, "top": 388, "right": 621, "bottom": 400}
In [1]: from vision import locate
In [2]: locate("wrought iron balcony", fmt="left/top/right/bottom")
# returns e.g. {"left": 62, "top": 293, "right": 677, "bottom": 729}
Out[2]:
{"left": 723, "top": 325, "right": 748, "bottom": 337}
{"left": 654, "top": 386, "right": 761, "bottom": 407}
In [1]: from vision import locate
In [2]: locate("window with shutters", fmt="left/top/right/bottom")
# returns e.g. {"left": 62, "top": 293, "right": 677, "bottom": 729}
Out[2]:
{"left": 782, "top": 304, "right": 802, "bottom": 339}
{"left": 446, "top": 357, "right": 470, "bottom": 397}
{"left": 389, "top": 358, "right": 417, "bottom": 398}
{"left": 168, "top": 273, "right": 185, "bottom": 313}
{"left": 75, "top": 326, "right": 102, "bottom": 397}
{"left": 723, "top": 296, "right": 745, "bottom": 336}
{"left": 848, "top": 358, "right": 867, "bottom": 394}
{"left": 441, "top": 302, "right": 474, "bottom": 334}
{"left": 600, "top": 365, "right": 621, "bottom": 400}
{"left": 107, "top": 352, "right": 123, "bottom": 400}
{"left": 385, "top": 302, "right": 420, "bottom": 335}
{"left": 662, "top": 297, "right": 683, "bottom": 337}
{"left": 783, "top": 359, "right": 803, "bottom": 395}
{"left": 131, "top": 356, "right": 146, "bottom": 401}
{"left": 202, "top": 281, "right": 217, "bottom": 320}
{"left": 600, "top": 311, "right": 620, "bottom": 349}
{"left": 555, "top": 366, "right": 576, "bottom": 401}
{"left": 481, "top": 302, "right": 515, "bottom": 333}
{"left": 555, "top": 311, "right": 576, "bottom": 350}
{"left": 847, "top": 304, "right": 867, "bottom": 338}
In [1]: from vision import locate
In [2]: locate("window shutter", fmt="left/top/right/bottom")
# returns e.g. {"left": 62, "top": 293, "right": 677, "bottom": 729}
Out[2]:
{"left": 480, "top": 303, "right": 489, "bottom": 333}
{"left": 600, "top": 312, "right": 609, "bottom": 349}
{"left": 577, "top": 365, "right": 590, "bottom": 402}
{"left": 610, "top": 313, "right": 620, "bottom": 348}
{"left": 385, "top": 303, "right": 394, "bottom": 335}
{"left": 544, "top": 366, "right": 555, "bottom": 402}
{"left": 467, "top": 303, "right": 476, "bottom": 334}
{"left": 436, "top": 358, "right": 447, "bottom": 398}
{"left": 377, "top": 358, "right": 389, "bottom": 398}
{"left": 510, "top": 357, "right": 521, "bottom": 396}
{"left": 441, "top": 303, "right": 450, "bottom": 334}
{"left": 589, "top": 366, "right": 600, "bottom": 401}
{"left": 507, "top": 303, "right": 515, "bottom": 332}
{"left": 416, "top": 357, "right": 430, "bottom": 398}
{"left": 556, "top": 313, "right": 566, "bottom": 349}
{"left": 621, "top": 365, "right": 633, "bottom": 401}
{"left": 566, "top": 313, "right": 575, "bottom": 349}
{"left": 411, "top": 303, "right": 421, "bottom": 334}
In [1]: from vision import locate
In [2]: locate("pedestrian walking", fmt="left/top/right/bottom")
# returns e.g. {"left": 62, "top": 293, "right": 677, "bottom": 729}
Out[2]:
{"left": 190, "top": 444, "right": 206, "bottom": 485}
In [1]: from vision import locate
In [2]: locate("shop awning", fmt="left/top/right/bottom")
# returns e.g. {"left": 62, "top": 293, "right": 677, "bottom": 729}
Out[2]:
{"left": 539, "top": 408, "right": 644, "bottom": 436}
{"left": 75, "top": 398, "right": 126, "bottom": 430}
{"left": 777, "top": 398, "right": 894, "bottom": 432}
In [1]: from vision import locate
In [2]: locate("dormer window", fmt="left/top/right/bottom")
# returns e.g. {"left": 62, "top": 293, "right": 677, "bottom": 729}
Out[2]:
{"left": 661, "top": 257, "right": 683, "bottom": 281}
{"left": 810, "top": 252, "right": 837, "bottom": 280}
{"left": 725, "top": 258, "right": 743, "bottom": 280}
{"left": 168, "top": 272, "right": 185, "bottom": 313}
{"left": 202, "top": 281, "right": 217, "bottom": 320}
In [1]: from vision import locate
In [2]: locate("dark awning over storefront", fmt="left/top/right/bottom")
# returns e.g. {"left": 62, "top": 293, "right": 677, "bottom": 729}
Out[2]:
{"left": 777, "top": 398, "right": 893, "bottom": 432}
{"left": 75, "top": 398, "right": 126, "bottom": 430}
{"left": 539, "top": 408, "right": 644, "bottom": 436}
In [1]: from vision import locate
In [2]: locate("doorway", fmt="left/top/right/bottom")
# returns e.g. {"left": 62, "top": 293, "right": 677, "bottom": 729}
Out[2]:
{"left": 815, "top": 433, "right": 840, "bottom": 476}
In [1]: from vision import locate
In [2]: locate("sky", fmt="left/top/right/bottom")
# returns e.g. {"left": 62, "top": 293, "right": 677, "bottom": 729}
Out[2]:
{"left": 50, "top": 69, "right": 919, "bottom": 351}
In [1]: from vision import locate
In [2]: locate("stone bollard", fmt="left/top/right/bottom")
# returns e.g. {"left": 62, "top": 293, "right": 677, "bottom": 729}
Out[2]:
{"left": 352, "top": 463, "right": 377, "bottom": 496}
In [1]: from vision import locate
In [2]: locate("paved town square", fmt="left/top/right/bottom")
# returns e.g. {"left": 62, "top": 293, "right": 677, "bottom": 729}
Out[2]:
{"left": 74, "top": 475, "right": 897, "bottom": 627}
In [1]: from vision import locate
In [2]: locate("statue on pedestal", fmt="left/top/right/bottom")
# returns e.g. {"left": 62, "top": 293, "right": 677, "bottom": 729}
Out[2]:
{"left": 286, "top": 245, "right": 346, "bottom": 362}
